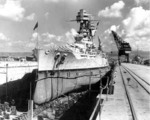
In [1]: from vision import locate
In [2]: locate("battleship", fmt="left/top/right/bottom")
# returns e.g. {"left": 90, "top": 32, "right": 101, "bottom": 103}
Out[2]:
{"left": 33, "top": 9, "right": 110, "bottom": 104}
{"left": 0, "top": 9, "right": 111, "bottom": 120}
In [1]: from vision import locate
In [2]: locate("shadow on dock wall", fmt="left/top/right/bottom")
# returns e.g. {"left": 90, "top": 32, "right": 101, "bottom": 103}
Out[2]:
{"left": 0, "top": 69, "right": 37, "bottom": 111}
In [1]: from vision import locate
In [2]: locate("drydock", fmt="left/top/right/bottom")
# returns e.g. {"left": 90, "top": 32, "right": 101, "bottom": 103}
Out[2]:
{"left": 0, "top": 8, "right": 149, "bottom": 120}
{"left": 0, "top": 9, "right": 111, "bottom": 120}
{"left": 0, "top": 62, "right": 150, "bottom": 120}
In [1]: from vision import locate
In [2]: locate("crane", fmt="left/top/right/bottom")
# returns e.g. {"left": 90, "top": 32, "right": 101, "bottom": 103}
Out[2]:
{"left": 111, "top": 30, "right": 131, "bottom": 64}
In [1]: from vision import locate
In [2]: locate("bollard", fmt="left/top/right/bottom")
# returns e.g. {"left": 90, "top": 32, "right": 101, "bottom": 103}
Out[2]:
{"left": 127, "top": 78, "right": 130, "bottom": 85}
{"left": 4, "top": 113, "right": 10, "bottom": 119}
{"left": 0, "top": 117, "right": 4, "bottom": 120}
{"left": 12, "top": 118, "right": 18, "bottom": 120}
{"left": 28, "top": 100, "right": 33, "bottom": 120}
{"left": 11, "top": 106, "right": 17, "bottom": 115}
{"left": 37, "top": 116, "right": 43, "bottom": 120}
{"left": 0, "top": 109, "right": 2, "bottom": 115}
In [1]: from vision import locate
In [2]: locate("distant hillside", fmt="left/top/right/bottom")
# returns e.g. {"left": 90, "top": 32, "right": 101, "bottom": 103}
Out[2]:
{"left": 130, "top": 51, "right": 150, "bottom": 60}
{"left": 0, "top": 52, "right": 33, "bottom": 57}
{"left": 0, "top": 50, "right": 149, "bottom": 60}
{"left": 107, "top": 51, "right": 150, "bottom": 60}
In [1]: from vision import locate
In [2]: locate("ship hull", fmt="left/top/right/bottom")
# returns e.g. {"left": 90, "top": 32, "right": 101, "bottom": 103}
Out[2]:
{"left": 34, "top": 49, "right": 109, "bottom": 104}
{"left": 34, "top": 67, "right": 109, "bottom": 104}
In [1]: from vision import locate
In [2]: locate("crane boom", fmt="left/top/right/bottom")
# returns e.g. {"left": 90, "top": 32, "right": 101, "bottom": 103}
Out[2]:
{"left": 111, "top": 30, "right": 131, "bottom": 64}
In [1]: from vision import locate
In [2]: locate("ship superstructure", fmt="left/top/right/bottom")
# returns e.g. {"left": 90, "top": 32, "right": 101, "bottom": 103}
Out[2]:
{"left": 34, "top": 9, "right": 109, "bottom": 104}
{"left": 68, "top": 9, "right": 99, "bottom": 59}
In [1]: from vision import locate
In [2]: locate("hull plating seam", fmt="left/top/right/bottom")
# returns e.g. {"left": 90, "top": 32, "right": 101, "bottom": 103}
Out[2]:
{"left": 36, "top": 74, "right": 102, "bottom": 82}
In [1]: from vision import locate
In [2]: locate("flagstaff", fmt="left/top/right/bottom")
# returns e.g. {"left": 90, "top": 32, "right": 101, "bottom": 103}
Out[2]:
{"left": 33, "top": 22, "right": 39, "bottom": 49}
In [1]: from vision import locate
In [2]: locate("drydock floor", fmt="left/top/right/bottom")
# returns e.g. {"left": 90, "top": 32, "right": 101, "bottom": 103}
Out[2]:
{"left": 99, "top": 63, "right": 150, "bottom": 120}
{"left": 59, "top": 91, "right": 98, "bottom": 120}
{"left": 0, "top": 63, "right": 149, "bottom": 120}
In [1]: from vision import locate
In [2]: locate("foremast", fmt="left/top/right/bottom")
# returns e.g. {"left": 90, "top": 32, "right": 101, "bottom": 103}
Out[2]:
{"left": 69, "top": 9, "right": 101, "bottom": 58}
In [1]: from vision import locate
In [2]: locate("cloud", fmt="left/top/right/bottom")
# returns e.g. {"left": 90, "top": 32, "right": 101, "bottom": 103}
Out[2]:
{"left": 44, "top": 0, "right": 59, "bottom": 2}
{"left": 104, "top": 25, "right": 120, "bottom": 34}
{"left": 26, "top": 42, "right": 35, "bottom": 48}
{"left": 122, "top": 6, "right": 150, "bottom": 51}
{"left": 110, "top": 25, "right": 120, "bottom": 32}
{"left": 0, "top": 33, "right": 9, "bottom": 41}
{"left": 42, "top": 32, "right": 59, "bottom": 42}
{"left": 26, "top": 13, "right": 35, "bottom": 21}
{"left": 44, "top": 12, "right": 49, "bottom": 17}
{"left": 42, "top": 28, "right": 76, "bottom": 43}
{"left": 44, "top": 42, "right": 55, "bottom": 47}
{"left": 7, "top": 42, "right": 12, "bottom": 46}
{"left": 98, "top": 1, "right": 125, "bottom": 18}
{"left": 70, "top": 28, "right": 78, "bottom": 36}
{"left": 123, "top": 7, "right": 150, "bottom": 36}
{"left": 44, "top": 0, "right": 79, "bottom": 3}
{"left": 109, "top": 25, "right": 125, "bottom": 36}
{"left": 31, "top": 32, "right": 39, "bottom": 41}
{"left": 65, "top": 28, "right": 77, "bottom": 43}
{"left": 42, "top": 33, "right": 56, "bottom": 39}
{"left": 134, "top": 0, "right": 149, "bottom": 5}
{"left": 0, "top": 0, "right": 25, "bottom": 21}
{"left": 30, "top": 28, "right": 76, "bottom": 49}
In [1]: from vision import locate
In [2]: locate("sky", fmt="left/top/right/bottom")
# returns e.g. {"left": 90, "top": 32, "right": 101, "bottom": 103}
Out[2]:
{"left": 0, "top": 0, "right": 150, "bottom": 52}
